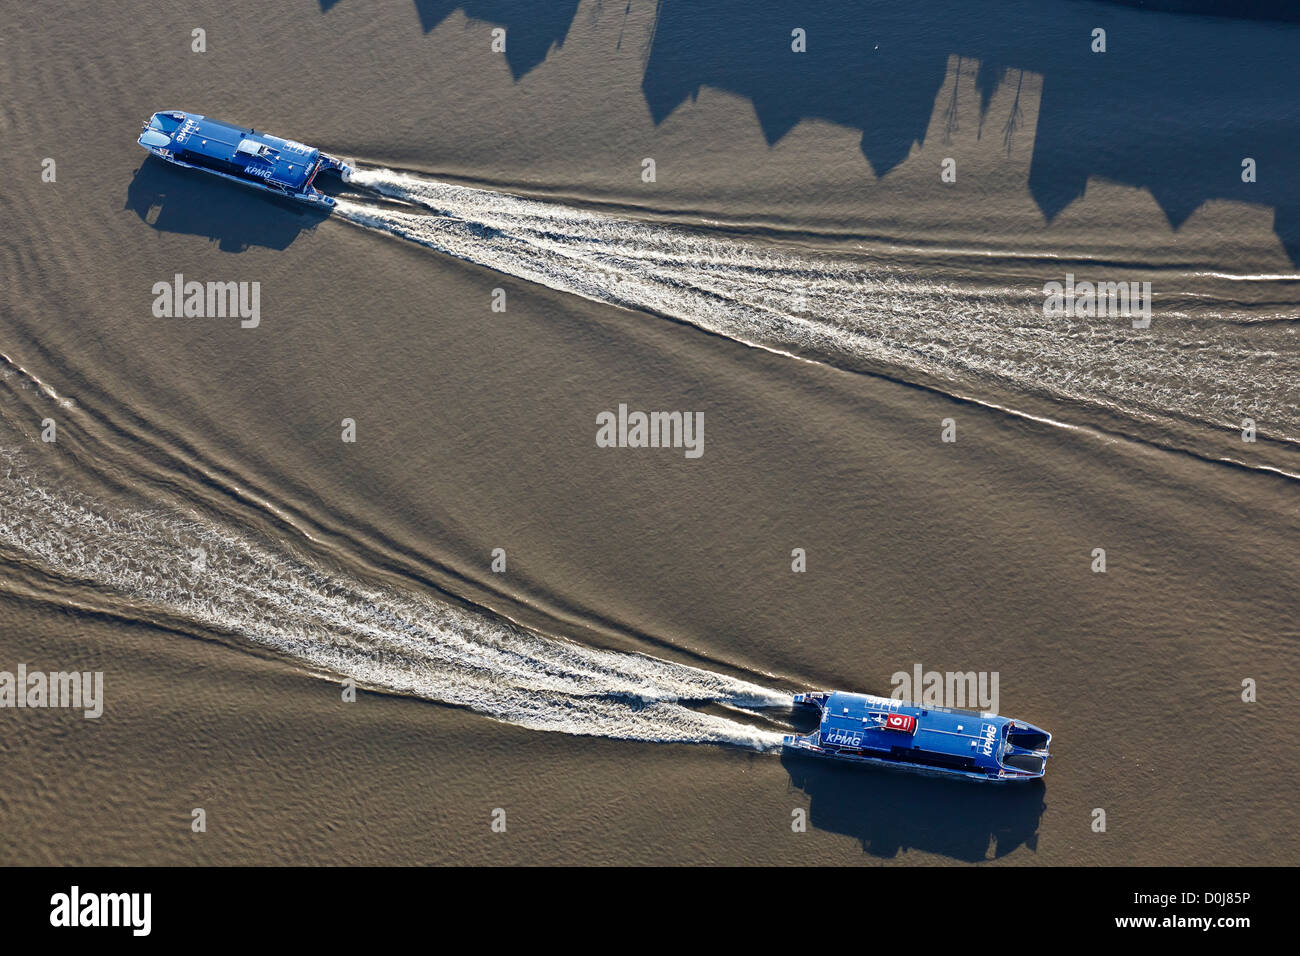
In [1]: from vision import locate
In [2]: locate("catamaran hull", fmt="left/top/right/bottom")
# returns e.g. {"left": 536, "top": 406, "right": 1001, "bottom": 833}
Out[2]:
{"left": 137, "top": 110, "right": 355, "bottom": 208}
{"left": 144, "top": 150, "right": 349, "bottom": 207}
{"left": 783, "top": 737, "right": 1034, "bottom": 783}
{"left": 783, "top": 691, "right": 1052, "bottom": 784}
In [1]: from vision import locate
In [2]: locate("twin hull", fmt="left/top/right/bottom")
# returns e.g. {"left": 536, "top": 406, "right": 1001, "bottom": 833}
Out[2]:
{"left": 137, "top": 110, "right": 354, "bottom": 207}
{"left": 784, "top": 691, "right": 1052, "bottom": 783}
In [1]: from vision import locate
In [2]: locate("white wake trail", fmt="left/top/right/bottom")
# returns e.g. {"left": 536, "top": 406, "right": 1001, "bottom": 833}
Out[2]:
{"left": 0, "top": 448, "right": 788, "bottom": 750}
{"left": 336, "top": 168, "right": 1300, "bottom": 444}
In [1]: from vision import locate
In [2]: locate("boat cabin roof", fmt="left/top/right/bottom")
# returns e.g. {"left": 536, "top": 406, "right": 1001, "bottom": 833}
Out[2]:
{"left": 818, "top": 691, "right": 1009, "bottom": 770}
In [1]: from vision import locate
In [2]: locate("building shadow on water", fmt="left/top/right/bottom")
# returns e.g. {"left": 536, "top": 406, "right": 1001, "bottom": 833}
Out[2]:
{"left": 310, "top": 0, "right": 1300, "bottom": 261}
{"left": 318, "top": 1, "right": 582, "bottom": 80}
{"left": 124, "top": 158, "right": 330, "bottom": 253}
{"left": 410, "top": 1, "right": 581, "bottom": 78}
{"left": 643, "top": 0, "right": 1300, "bottom": 263}
{"left": 782, "top": 750, "right": 1046, "bottom": 861}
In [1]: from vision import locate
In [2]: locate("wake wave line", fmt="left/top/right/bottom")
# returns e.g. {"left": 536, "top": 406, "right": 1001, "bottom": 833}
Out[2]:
{"left": 335, "top": 168, "right": 1300, "bottom": 448}
{"left": 0, "top": 447, "right": 787, "bottom": 749}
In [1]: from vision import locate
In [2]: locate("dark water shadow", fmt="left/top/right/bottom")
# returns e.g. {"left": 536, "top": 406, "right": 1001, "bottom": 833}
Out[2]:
{"left": 782, "top": 750, "right": 1046, "bottom": 860}
{"left": 318, "top": 1, "right": 583, "bottom": 80}
{"left": 125, "top": 158, "right": 330, "bottom": 253}
{"left": 644, "top": 0, "right": 1300, "bottom": 263}
{"left": 1090, "top": 0, "right": 1300, "bottom": 22}
{"left": 413, "top": 1, "right": 581, "bottom": 78}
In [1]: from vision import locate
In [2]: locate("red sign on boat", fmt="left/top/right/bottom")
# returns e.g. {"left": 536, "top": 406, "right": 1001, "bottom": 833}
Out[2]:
{"left": 885, "top": 713, "right": 917, "bottom": 733}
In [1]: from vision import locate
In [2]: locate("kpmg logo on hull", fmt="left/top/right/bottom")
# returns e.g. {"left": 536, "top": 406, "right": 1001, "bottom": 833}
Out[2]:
{"left": 151, "top": 273, "right": 261, "bottom": 328}
{"left": 980, "top": 722, "right": 998, "bottom": 757}
{"left": 172, "top": 117, "right": 200, "bottom": 145}
{"left": 824, "top": 730, "right": 864, "bottom": 747}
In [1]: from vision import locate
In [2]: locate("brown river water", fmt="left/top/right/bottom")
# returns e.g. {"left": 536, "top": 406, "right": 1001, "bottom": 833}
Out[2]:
{"left": 0, "top": 1, "right": 1296, "bottom": 864}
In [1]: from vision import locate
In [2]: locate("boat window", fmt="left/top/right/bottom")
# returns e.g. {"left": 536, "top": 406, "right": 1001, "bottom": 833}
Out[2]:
{"left": 1008, "top": 729, "right": 1049, "bottom": 750}
{"left": 1001, "top": 753, "right": 1045, "bottom": 774}
{"left": 150, "top": 113, "right": 184, "bottom": 134}
{"left": 235, "top": 139, "right": 278, "bottom": 161}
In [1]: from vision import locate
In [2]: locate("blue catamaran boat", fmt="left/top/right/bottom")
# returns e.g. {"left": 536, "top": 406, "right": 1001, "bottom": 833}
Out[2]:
{"left": 784, "top": 691, "right": 1051, "bottom": 782}
{"left": 137, "top": 110, "right": 354, "bottom": 207}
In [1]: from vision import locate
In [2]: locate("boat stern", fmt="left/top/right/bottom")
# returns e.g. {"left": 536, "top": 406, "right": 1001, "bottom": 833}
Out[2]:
{"left": 784, "top": 692, "right": 829, "bottom": 750}
{"left": 298, "top": 153, "right": 354, "bottom": 207}
{"left": 317, "top": 153, "right": 356, "bottom": 183}
{"left": 792, "top": 691, "right": 829, "bottom": 710}
{"left": 296, "top": 184, "right": 338, "bottom": 208}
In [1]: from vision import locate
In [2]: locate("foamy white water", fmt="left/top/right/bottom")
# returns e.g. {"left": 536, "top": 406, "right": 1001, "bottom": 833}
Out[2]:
{"left": 0, "top": 447, "right": 787, "bottom": 749}
{"left": 337, "top": 168, "right": 1300, "bottom": 444}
